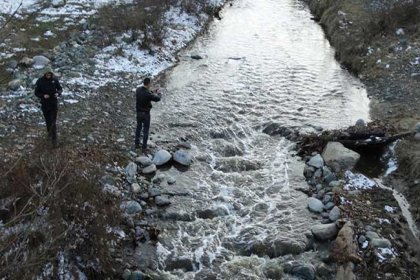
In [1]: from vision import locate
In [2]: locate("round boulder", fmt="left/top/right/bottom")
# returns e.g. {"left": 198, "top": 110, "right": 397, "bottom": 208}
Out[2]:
{"left": 307, "top": 154, "right": 324, "bottom": 169}
{"left": 308, "top": 197, "right": 324, "bottom": 213}
{"left": 32, "top": 55, "right": 50, "bottom": 69}
{"left": 173, "top": 149, "right": 192, "bottom": 166}
{"left": 311, "top": 223, "right": 338, "bottom": 241}
{"left": 322, "top": 142, "right": 360, "bottom": 173}
{"left": 152, "top": 150, "right": 172, "bottom": 166}
{"left": 329, "top": 206, "right": 341, "bottom": 222}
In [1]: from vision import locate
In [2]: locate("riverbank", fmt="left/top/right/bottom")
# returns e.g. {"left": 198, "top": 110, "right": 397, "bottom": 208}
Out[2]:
{"left": 301, "top": 0, "right": 420, "bottom": 278}
{"left": 0, "top": 1, "right": 228, "bottom": 278}
{"left": 302, "top": 0, "right": 420, "bottom": 246}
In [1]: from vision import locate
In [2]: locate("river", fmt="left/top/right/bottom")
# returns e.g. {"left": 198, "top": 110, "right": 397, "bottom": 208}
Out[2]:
{"left": 139, "top": 0, "right": 370, "bottom": 278}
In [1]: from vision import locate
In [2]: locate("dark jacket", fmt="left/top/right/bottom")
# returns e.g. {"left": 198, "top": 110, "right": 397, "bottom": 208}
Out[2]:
{"left": 136, "top": 86, "right": 161, "bottom": 113}
{"left": 34, "top": 76, "right": 63, "bottom": 104}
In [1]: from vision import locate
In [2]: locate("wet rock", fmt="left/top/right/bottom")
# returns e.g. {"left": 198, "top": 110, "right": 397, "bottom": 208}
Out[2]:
{"left": 304, "top": 165, "right": 315, "bottom": 178}
{"left": 19, "top": 57, "right": 34, "bottom": 67}
{"left": 8, "top": 79, "right": 25, "bottom": 91}
{"left": 32, "top": 55, "right": 50, "bottom": 69}
{"left": 197, "top": 206, "right": 229, "bottom": 219}
{"left": 414, "top": 122, "right": 420, "bottom": 133}
{"left": 142, "top": 164, "right": 157, "bottom": 174}
{"left": 166, "top": 256, "right": 195, "bottom": 271}
{"left": 215, "top": 157, "right": 261, "bottom": 172}
{"left": 191, "top": 54, "right": 203, "bottom": 60}
{"left": 290, "top": 263, "right": 316, "bottom": 280}
{"left": 173, "top": 149, "right": 192, "bottom": 166}
{"left": 355, "top": 119, "right": 366, "bottom": 127}
{"left": 155, "top": 195, "right": 171, "bottom": 207}
{"left": 366, "top": 231, "right": 380, "bottom": 240}
{"left": 121, "top": 201, "right": 142, "bottom": 214}
{"left": 322, "top": 142, "right": 360, "bottom": 172}
{"left": 244, "top": 237, "right": 308, "bottom": 258}
{"left": 148, "top": 187, "right": 161, "bottom": 197}
{"left": 311, "top": 223, "right": 338, "bottom": 241}
{"left": 308, "top": 197, "right": 324, "bottom": 213}
{"left": 263, "top": 259, "right": 283, "bottom": 279}
{"left": 129, "top": 270, "right": 145, "bottom": 280}
{"left": 152, "top": 150, "right": 172, "bottom": 166}
{"left": 125, "top": 162, "right": 137, "bottom": 183}
{"left": 333, "top": 222, "right": 362, "bottom": 264}
{"left": 370, "top": 238, "right": 391, "bottom": 248}
{"left": 131, "top": 183, "right": 141, "bottom": 193}
{"left": 162, "top": 211, "right": 194, "bottom": 221}
{"left": 212, "top": 139, "right": 244, "bottom": 156}
{"left": 307, "top": 154, "right": 324, "bottom": 168}
{"left": 136, "top": 156, "right": 153, "bottom": 166}
{"left": 329, "top": 206, "right": 341, "bottom": 222}
{"left": 167, "top": 177, "right": 176, "bottom": 185}
{"left": 262, "top": 123, "right": 295, "bottom": 138}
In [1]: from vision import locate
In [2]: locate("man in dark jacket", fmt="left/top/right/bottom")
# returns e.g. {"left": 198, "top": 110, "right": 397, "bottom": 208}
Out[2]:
{"left": 135, "top": 78, "right": 161, "bottom": 151}
{"left": 34, "top": 68, "right": 63, "bottom": 147}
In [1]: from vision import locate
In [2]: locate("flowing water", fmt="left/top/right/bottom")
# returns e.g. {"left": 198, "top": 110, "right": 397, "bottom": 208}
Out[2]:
{"left": 141, "top": 0, "right": 370, "bottom": 278}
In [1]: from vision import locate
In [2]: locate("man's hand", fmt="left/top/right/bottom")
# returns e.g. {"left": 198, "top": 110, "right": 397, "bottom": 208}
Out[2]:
{"left": 43, "top": 94, "right": 50, "bottom": 99}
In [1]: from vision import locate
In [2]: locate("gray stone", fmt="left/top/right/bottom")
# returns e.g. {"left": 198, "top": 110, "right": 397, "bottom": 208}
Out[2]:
{"left": 291, "top": 263, "right": 316, "bottom": 280}
{"left": 311, "top": 223, "right": 338, "bottom": 241}
{"left": 304, "top": 165, "right": 315, "bottom": 178}
{"left": 153, "top": 150, "right": 172, "bottom": 166}
{"left": 366, "top": 231, "right": 380, "bottom": 240}
{"left": 197, "top": 206, "right": 229, "bottom": 219}
{"left": 122, "top": 269, "right": 131, "bottom": 280}
{"left": 191, "top": 54, "right": 203, "bottom": 60}
{"left": 308, "top": 197, "right": 324, "bottom": 213}
{"left": 32, "top": 55, "right": 50, "bottom": 69}
{"left": 415, "top": 122, "right": 420, "bottom": 133}
{"left": 155, "top": 195, "right": 171, "bottom": 207}
{"left": 148, "top": 187, "right": 161, "bottom": 197}
{"left": 307, "top": 154, "right": 324, "bottom": 168}
{"left": 167, "top": 177, "right": 176, "bottom": 185}
{"left": 19, "top": 57, "right": 34, "bottom": 66}
{"left": 8, "top": 79, "right": 25, "bottom": 90}
{"left": 7, "top": 60, "right": 18, "bottom": 69}
{"left": 131, "top": 183, "right": 141, "bottom": 193}
{"left": 322, "top": 195, "right": 332, "bottom": 204}
{"left": 329, "top": 206, "right": 341, "bottom": 222}
{"left": 152, "top": 173, "right": 166, "bottom": 184}
{"left": 173, "top": 149, "right": 193, "bottom": 166}
{"left": 136, "top": 156, "right": 153, "bottom": 166}
{"left": 142, "top": 164, "right": 157, "bottom": 174}
{"left": 329, "top": 181, "right": 341, "bottom": 188}
{"left": 370, "top": 238, "right": 391, "bottom": 248}
{"left": 122, "top": 201, "right": 142, "bottom": 214}
{"left": 355, "top": 119, "right": 366, "bottom": 127}
{"left": 358, "top": 235, "right": 366, "bottom": 245}
{"left": 324, "top": 201, "right": 335, "bottom": 210}
{"left": 322, "top": 142, "right": 360, "bottom": 172}
{"left": 414, "top": 133, "right": 420, "bottom": 141}
{"left": 125, "top": 161, "right": 137, "bottom": 183}
{"left": 129, "top": 271, "right": 145, "bottom": 280}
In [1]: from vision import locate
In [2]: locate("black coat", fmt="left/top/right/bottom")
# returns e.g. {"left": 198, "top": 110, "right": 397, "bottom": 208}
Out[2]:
{"left": 34, "top": 76, "right": 63, "bottom": 104}
{"left": 136, "top": 86, "right": 161, "bottom": 113}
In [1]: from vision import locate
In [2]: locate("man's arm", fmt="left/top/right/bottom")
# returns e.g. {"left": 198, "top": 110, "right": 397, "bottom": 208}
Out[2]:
{"left": 55, "top": 79, "right": 63, "bottom": 96}
{"left": 34, "top": 79, "right": 43, "bottom": 98}
{"left": 148, "top": 90, "right": 161, "bottom": 102}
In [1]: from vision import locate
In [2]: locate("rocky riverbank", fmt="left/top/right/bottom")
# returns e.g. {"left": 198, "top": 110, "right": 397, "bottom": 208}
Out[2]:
{"left": 301, "top": 0, "right": 420, "bottom": 234}
{"left": 297, "top": 121, "right": 420, "bottom": 279}
{"left": 0, "top": 0, "right": 228, "bottom": 278}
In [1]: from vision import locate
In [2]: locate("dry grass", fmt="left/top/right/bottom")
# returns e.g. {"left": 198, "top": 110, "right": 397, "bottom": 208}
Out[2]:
{"left": 0, "top": 143, "right": 122, "bottom": 279}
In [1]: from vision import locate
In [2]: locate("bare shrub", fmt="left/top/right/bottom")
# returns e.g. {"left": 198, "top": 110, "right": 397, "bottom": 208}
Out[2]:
{"left": 0, "top": 145, "right": 121, "bottom": 279}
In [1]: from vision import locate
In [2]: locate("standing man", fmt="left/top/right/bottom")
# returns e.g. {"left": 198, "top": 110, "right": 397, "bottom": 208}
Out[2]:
{"left": 34, "top": 68, "right": 63, "bottom": 147}
{"left": 135, "top": 78, "right": 161, "bottom": 151}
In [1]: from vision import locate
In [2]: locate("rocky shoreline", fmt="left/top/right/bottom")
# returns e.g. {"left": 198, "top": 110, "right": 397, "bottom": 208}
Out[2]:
{"left": 301, "top": 0, "right": 420, "bottom": 235}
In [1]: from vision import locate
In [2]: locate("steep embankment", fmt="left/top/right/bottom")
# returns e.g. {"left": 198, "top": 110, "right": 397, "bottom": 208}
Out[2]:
{"left": 303, "top": 0, "right": 420, "bottom": 236}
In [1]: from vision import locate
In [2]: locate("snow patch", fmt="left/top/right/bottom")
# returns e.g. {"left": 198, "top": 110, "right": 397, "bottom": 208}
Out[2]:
{"left": 344, "top": 171, "right": 377, "bottom": 190}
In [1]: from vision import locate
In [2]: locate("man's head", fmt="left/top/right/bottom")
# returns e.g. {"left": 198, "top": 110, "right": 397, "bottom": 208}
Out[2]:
{"left": 143, "top": 77, "right": 151, "bottom": 88}
{"left": 44, "top": 67, "right": 54, "bottom": 80}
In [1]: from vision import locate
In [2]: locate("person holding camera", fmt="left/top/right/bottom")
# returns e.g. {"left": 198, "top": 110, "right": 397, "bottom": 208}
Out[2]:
{"left": 34, "top": 68, "right": 63, "bottom": 147}
{"left": 135, "top": 77, "right": 162, "bottom": 151}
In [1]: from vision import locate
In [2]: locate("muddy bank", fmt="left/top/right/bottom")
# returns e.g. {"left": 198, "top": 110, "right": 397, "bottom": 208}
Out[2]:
{"left": 303, "top": 0, "right": 420, "bottom": 245}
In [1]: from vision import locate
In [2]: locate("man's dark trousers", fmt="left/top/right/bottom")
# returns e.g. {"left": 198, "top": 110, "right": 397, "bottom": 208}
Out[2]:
{"left": 135, "top": 111, "right": 151, "bottom": 149}
{"left": 41, "top": 101, "right": 58, "bottom": 143}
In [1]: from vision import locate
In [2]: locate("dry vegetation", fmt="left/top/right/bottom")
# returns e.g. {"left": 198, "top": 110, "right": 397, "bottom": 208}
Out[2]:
{"left": 0, "top": 143, "right": 122, "bottom": 279}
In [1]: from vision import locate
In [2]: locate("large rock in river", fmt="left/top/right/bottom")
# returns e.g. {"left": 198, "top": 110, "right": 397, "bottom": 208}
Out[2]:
{"left": 311, "top": 223, "right": 338, "bottom": 241}
{"left": 173, "top": 149, "right": 192, "bottom": 166}
{"left": 153, "top": 150, "right": 172, "bottom": 166}
{"left": 322, "top": 142, "right": 360, "bottom": 173}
